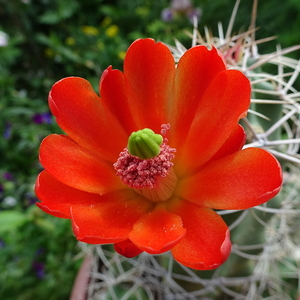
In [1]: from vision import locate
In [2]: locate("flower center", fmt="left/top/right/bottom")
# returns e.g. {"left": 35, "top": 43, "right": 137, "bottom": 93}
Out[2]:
{"left": 113, "top": 124, "right": 177, "bottom": 202}
{"left": 127, "top": 128, "right": 163, "bottom": 159}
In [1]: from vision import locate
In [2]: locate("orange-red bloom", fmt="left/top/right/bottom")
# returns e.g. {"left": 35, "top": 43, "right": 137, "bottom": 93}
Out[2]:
{"left": 35, "top": 38, "right": 282, "bottom": 270}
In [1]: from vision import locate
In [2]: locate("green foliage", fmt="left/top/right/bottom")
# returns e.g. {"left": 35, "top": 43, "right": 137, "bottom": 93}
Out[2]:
{"left": 0, "top": 208, "right": 81, "bottom": 300}
{"left": 0, "top": 0, "right": 189, "bottom": 298}
{"left": 0, "top": 0, "right": 299, "bottom": 299}
{"left": 0, "top": 210, "right": 27, "bottom": 232}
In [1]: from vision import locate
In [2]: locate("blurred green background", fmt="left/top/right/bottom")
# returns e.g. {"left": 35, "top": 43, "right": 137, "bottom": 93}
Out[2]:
{"left": 0, "top": 0, "right": 299, "bottom": 299}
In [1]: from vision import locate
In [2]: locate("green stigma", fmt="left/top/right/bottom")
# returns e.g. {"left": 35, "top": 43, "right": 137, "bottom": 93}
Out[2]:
{"left": 127, "top": 128, "right": 163, "bottom": 159}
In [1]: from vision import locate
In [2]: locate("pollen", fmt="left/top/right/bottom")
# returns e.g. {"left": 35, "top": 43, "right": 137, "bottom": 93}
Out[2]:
{"left": 113, "top": 143, "right": 176, "bottom": 189}
{"left": 113, "top": 124, "right": 177, "bottom": 202}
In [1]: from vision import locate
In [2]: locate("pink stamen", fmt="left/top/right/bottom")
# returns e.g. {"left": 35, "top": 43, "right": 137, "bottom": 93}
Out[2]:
{"left": 113, "top": 124, "right": 176, "bottom": 189}
{"left": 161, "top": 123, "right": 171, "bottom": 138}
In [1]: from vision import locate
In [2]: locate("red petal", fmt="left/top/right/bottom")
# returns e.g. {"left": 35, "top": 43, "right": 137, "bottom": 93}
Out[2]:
{"left": 129, "top": 204, "right": 186, "bottom": 254}
{"left": 169, "top": 46, "right": 226, "bottom": 147}
{"left": 99, "top": 67, "right": 137, "bottom": 134}
{"left": 176, "top": 148, "right": 282, "bottom": 210}
{"left": 49, "top": 77, "right": 127, "bottom": 162}
{"left": 208, "top": 124, "right": 246, "bottom": 163}
{"left": 123, "top": 38, "right": 175, "bottom": 133}
{"left": 71, "top": 190, "right": 153, "bottom": 244}
{"left": 175, "top": 69, "right": 251, "bottom": 176}
{"left": 170, "top": 200, "right": 231, "bottom": 270}
{"left": 39, "top": 134, "right": 124, "bottom": 194}
{"left": 114, "top": 239, "right": 143, "bottom": 258}
{"left": 35, "top": 170, "right": 101, "bottom": 218}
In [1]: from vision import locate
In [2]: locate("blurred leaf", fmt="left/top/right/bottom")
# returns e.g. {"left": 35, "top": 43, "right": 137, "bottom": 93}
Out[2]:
{"left": 0, "top": 210, "right": 27, "bottom": 233}
{"left": 99, "top": 4, "right": 119, "bottom": 17}
{"left": 39, "top": 12, "right": 61, "bottom": 25}
{"left": 1, "top": 107, "right": 33, "bottom": 117}
{"left": 39, "top": 0, "right": 79, "bottom": 24}
{"left": 35, "top": 218, "right": 56, "bottom": 232}
{"left": 35, "top": 33, "right": 83, "bottom": 63}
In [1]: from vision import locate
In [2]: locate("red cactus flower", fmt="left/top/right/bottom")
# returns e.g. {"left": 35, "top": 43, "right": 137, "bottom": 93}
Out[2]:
{"left": 35, "top": 38, "right": 282, "bottom": 270}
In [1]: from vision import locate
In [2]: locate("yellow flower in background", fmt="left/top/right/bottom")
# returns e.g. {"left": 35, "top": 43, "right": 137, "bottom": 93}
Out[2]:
{"left": 118, "top": 51, "right": 126, "bottom": 60}
{"left": 100, "top": 17, "right": 118, "bottom": 38}
{"left": 66, "top": 37, "right": 76, "bottom": 46}
{"left": 82, "top": 26, "right": 99, "bottom": 36}
{"left": 84, "top": 60, "right": 95, "bottom": 69}
{"left": 135, "top": 6, "right": 150, "bottom": 17}
{"left": 105, "top": 25, "right": 119, "bottom": 38}
{"left": 45, "top": 48, "right": 55, "bottom": 58}
{"left": 101, "top": 16, "right": 112, "bottom": 27}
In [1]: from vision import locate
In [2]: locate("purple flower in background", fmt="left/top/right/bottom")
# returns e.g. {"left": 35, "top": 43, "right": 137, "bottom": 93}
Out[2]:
{"left": 32, "top": 112, "right": 52, "bottom": 124}
{"left": 171, "top": 0, "right": 192, "bottom": 11}
{"left": 0, "top": 239, "right": 5, "bottom": 248}
{"left": 36, "top": 247, "right": 45, "bottom": 256}
{"left": 24, "top": 193, "right": 38, "bottom": 206}
{"left": 161, "top": 0, "right": 202, "bottom": 23}
{"left": 32, "top": 261, "right": 45, "bottom": 279}
{"left": 161, "top": 8, "right": 174, "bottom": 22}
{"left": 32, "top": 248, "right": 46, "bottom": 279}
{"left": 26, "top": 195, "right": 38, "bottom": 206}
{"left": 3, "top": 122, "right": 12, "bottom": 139}
{"left": 188, "top": 7, "right": 202, "bottom": 22}
{"left": 3, "top": 172, "right": 14, "bottom": 181}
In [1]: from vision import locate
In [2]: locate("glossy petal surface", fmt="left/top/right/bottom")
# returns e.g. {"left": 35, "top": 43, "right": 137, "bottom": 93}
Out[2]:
{"left": 49, "top": 77, "right": 127, "bottom": 162}
{"left": 99, "top": 67, "right": 137, "bottom": 134}
{"left": 123, "top": 38, "right": 175, "bottom": 133}
{"left": 170, "top": 201, "right": 231, "bottom": 270}
{"left": 208, "top": 124, "right": 246, "bottom": 163}
{"left": 35, "top": 170, "right": 101, "bottom": 218}
{"left": 169, "top": 46, "right": 226, "bottom": 147}
{"left": 40, "top": 134, "right": 124, "bottom": 194}
{"left": 129, "top": 204, "right": 186, "bottom": 254}
{"left": 71, "top": 190, "right": 153, "bottom": 244}
{"left": 114, "top": 239, "right": 143, "bottom": 258}
{"left": 175, "top": 70, "right": 251, "bottom": 176}
{"left": 176, "top": 148, "right": 282, "bottom": 210}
